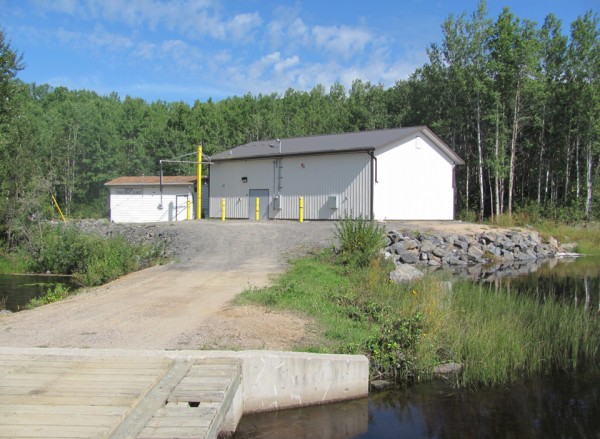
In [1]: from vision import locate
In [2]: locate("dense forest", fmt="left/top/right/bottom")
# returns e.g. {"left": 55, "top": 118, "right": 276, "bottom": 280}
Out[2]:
{"left": 0, "top": 2, "right": 598, "bottom": 245}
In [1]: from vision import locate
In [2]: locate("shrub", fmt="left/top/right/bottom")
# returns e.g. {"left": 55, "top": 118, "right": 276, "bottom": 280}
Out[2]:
{"left": 334, "top": 215, "right": 386, "bottom": 267}
{"left": 24, "top": 224, "right": 163, "bottom": 286}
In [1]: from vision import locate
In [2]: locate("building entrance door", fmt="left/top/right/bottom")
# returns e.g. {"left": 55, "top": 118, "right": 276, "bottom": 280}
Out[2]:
{"left": 248, "top": 189, "right": 269, "bottom": 221}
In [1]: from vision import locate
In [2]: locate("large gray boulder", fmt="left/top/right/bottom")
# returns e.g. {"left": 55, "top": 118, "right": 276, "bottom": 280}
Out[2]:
{"left": 390, "top": 264, "right": 424, "bottom": 283}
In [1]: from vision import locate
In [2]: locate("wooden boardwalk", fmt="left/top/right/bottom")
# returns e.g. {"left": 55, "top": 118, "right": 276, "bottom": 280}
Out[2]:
{"left": 0, "top": 353, "right": 241, "bottom": 439}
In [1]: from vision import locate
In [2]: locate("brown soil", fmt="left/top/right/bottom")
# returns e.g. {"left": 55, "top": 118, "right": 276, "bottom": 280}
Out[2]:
{"left": 0, "top": 220, "right": 511, "bottom": 352}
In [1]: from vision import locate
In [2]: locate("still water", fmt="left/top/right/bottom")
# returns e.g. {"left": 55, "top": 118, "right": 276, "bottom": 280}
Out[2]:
{"left": 235, "top": 257, "right": 600, "bottom": 439}
{"left": 235, "top": 375, "right": 599, "bottom": 438}
{"left": 0, "top": 274, "right": 75, "bottom": 311}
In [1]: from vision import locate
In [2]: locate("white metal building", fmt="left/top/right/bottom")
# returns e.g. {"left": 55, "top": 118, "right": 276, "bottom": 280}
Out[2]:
{"left": 208, "top": 127, "right": 464, "bottom": 221}
{"left": 105, "top": 176, "right": 205, "bottom": 223}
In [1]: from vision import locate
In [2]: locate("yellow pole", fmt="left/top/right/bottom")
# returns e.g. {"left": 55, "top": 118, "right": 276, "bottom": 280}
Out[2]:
{"left": 51, "top": 195, "right": 67, "bottom": 224}
{"left": 197, "top": 144, "right": 202, "bottom": 220}
{"left": 299, "top": 196, "right": 304, "bottom": 223}
{"left": 221, "top": 198, "right": 226, "bottom": 222}
{"left": 255, "top": 197, "right": 260, "bottom": 221}
{"left": 186, "top": 198, "right": 191, "bottom": 220}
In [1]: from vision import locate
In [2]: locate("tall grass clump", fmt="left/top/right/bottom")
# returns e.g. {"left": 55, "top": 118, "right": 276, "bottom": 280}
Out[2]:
{"left": 0, "top": 253, "right": 28, "bottom": 274}
{"left": 444, "top": 281, "right": 600, "bottom": 386}
{"left": 24, "top": 224, "right": 164, "bottom": 286}
{"left": 334, "top": 216, "right": 386, "bottom": 267}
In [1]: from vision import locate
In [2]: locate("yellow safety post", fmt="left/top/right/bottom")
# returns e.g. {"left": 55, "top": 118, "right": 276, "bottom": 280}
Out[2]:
{"left": 221, "top": 198, "right": 226, "bottom": 222}
{"left": 186, "top": 198, "right": 191, "bottom": 220}
{"left": 299, "top": 196, "right": 304, "bottom": 223}
{"left": 51, "top": 195, "right": 67, "bottom": 224}
{"left": 197, "top": 144, "right": 202, "bottom": 220}
{"left": 255, "top": 197, "right": 260, "bottom": 221}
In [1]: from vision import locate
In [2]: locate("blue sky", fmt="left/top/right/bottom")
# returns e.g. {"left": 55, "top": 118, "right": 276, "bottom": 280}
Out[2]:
{"left": 0, "top": 0, "right": 597, "bottom": 103}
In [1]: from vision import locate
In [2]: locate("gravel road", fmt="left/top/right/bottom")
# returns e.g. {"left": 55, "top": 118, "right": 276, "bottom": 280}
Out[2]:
{"left": 0, "top": 220, "right": 336, "bottom": 350}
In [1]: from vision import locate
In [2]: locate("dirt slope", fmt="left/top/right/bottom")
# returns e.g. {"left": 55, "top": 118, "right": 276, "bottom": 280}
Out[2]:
{"left": 0, "top": 221, "right": 336, "bottom": 350}
{"left": 0, "top": 220, "right": 501, "bottom": 351}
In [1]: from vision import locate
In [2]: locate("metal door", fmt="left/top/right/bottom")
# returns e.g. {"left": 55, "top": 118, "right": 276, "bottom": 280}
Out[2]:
{"left": 248, "top": 189, "right": 269, "bottom": 221}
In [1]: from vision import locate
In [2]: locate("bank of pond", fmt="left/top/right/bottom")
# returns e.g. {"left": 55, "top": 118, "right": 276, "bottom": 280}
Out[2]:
{"left": 236, "top": 253, "right": 599, "bottom": 388}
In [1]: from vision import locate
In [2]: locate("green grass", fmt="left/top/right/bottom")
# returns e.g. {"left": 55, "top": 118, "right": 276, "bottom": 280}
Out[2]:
{"left": 23, "top": 224, "right": 164, "bottom": 286}
{"left": 488, "top": 213, "right": 600, "bottom": 255}
{"left": 444, "top": 282, "right": 599, "bottom": 386}
{"left": 238, "top": 250, "right": 600, "bottom": 387}
{"left": 535, "top": 222, "right": 600, "bottom": 255}
{"left": 0, "top": 253, "right": 29, "bottom": 274}
{"left": 26, "top": 284, "right": 72, "bottom": 309}
{"left": 236, "top": 254, "right": 375, "bottom": 351}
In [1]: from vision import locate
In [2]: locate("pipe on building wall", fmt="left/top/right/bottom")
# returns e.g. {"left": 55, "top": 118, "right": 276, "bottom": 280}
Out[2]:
{"left": 368, "top": 150, "right": 377, "bottom": 220}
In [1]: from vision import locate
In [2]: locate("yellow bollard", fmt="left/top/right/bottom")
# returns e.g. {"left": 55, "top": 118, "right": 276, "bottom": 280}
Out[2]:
{"left": 255, "top": 197, "right": 260, "bottom": 221}
{"left": 197, "top": 145, "right": 202, "bottom": 220}
{"left": 299, "top": 196, "right": 304, "bottom": 223}
{"left": 186, "top": 198, "right": 191, "bottom": 220}
{"left": 221, "top": 198, "right": 226, "bottom": 222}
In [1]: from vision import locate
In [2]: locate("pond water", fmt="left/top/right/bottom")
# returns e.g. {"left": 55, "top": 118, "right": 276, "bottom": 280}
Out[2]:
{"left": 235, "top": 375, "right": 599, "bottom": 438}
{"left": 234, "top": 256, "right": 600, "bottom": 438}
{"left": 0, "top": 274, "right": 75, "bottom": 311}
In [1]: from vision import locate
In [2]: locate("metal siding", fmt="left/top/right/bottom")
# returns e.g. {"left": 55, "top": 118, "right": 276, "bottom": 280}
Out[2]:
{"left": 210, "top": 153, "right": 371, "bottom": 220}
{"left": 109, "top": 185, "right": 194, "bottom": 223}
{"left": 209, "top": 159, "right": 275, "bottom": 219}
{"left": 274, "top": 153, "right": 371, "bottom": 220}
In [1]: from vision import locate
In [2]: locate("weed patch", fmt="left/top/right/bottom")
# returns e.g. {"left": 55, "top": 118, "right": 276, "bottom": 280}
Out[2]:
{"left": 23, "top": 224, "right": 164, "bottom": 286}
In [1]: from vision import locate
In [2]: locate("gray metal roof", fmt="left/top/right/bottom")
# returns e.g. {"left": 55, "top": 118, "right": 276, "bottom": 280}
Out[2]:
{"left": 209, "top": 126, "right": 464, "bottom": 164}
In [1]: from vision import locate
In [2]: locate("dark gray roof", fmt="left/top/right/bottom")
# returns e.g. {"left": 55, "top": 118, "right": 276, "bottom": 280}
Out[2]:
{"left": 210, "top": 126, "right": 464, "bottom": 164}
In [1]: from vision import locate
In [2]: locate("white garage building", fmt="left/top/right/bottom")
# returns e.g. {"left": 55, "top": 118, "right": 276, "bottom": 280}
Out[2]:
{"left": 105, "top": 176, "right": 201, "bottom": 223}
{"left": 208, "top": 126, "right": 464, "bottom": 221}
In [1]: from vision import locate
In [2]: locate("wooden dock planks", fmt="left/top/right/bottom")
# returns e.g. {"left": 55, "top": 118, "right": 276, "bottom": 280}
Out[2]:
{"left": 0, "top": 355, "right": 173, "bottom": 439}
{"left": 138, "top": 359, "right": 242, "bottom": 439}
{"left": 0, "top": 354, "right": 241, "bottom": 439}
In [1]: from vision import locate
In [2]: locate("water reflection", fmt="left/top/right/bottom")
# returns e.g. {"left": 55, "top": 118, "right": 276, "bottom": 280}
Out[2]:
{"left": 235, "top": 398, "right": 368, "bottom": 438}
{"left": 235, "top": 377, "right": 600, "bottom": 438}
{"left": 0, "top": 274, "right": 74, "bottom": 311}
{"left": 497, "top": 256, "right": 600, "bottom": 311}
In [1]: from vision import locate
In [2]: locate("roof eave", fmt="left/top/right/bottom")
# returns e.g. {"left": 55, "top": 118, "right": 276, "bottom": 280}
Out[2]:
{"left": 211, "top": 147, "right": 376, "bottom": 162}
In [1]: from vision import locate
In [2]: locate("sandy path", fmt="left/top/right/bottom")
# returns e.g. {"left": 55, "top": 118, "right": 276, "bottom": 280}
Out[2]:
{"left": 0, "top": 221, "right": 336, "bottom": 349}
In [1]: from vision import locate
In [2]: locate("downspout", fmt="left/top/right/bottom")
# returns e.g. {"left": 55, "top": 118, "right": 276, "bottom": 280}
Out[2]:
{"left": 368, "top": 150, "right": 377, "bottom": 220}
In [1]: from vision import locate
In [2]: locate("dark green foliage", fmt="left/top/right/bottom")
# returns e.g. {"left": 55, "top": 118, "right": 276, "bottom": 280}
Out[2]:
{"left": 24, "top": 225, "right": 163, "bottom": 286}
{"left": 334, "top": 216, "right": 386, "bottom": 267}
{"left": 363, "top": 313, "right": 424, "bottom": 381}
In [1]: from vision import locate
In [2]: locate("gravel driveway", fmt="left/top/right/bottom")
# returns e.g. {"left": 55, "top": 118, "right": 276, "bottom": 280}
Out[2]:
{"left": 0, "top": 221, "right": 336, "bottom": 350}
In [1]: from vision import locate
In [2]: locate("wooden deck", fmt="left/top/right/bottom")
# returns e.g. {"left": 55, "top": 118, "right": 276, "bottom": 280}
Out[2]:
{"left": 0, "top": 353, "right": 241, "bottom": 439}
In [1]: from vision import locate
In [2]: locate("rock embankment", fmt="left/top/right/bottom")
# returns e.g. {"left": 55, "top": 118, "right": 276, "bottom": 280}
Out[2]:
{"left": 384, "top": 229, "right": 571, "bottom": 281}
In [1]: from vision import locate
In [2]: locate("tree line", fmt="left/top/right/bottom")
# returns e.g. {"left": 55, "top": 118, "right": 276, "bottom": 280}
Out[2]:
{"left": 0, "top": 1, "right": 598, "bottom": 245}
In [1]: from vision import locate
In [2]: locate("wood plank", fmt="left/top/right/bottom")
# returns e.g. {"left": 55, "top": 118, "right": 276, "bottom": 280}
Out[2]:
{"left": 137, "top": 425, "right": 209, "bottom": 439}
{"left": 0, "top": 394, "right": 138, "bottom": 406}
{"left": 157, "top": 404, "right": 219, "bottom": 417}
{"left": 0, "top": 387, "right": 149, "bottom": 397}
{"left": 0, "top": 413, "right": 120, "bottom": 427}
{"left": 0, "top": 425, "right": 110, "bottom": 439}
{"left": 168, "top": 391, "right": 225, "bottom": 403}
{"left": 1, "top": 373, "right": 162, "bottom": 382}
{"left": 1, "top": 366, "right": 168, "bottom": 375}
{"left": 178, "top": 376, "right": 233, "bottom": 385}
{"left": 0, "top": 404, "right": 129, "bottom": 416}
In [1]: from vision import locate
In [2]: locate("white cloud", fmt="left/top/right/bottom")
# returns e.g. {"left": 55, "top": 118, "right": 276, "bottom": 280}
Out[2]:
{"left": 311, "top": 25, "right": 372, "bottom": 57}
{"left": 55, "top": 26, "right": 133, "bottom": 52}
{"left": 33, "top": 0, "right": 262, "bottom": 43}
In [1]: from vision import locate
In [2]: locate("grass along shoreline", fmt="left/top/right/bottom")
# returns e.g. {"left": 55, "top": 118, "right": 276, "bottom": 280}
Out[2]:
{"left": 1, "top": 223, "right": 166, "bottom": 310}
{"left": 237, "top": 218, "right": 600, "bottom": 387}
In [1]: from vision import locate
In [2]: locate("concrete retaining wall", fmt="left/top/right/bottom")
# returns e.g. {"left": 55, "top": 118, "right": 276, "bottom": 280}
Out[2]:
{"left": 0, "top": 347, "right": 370, "bottom": 415}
